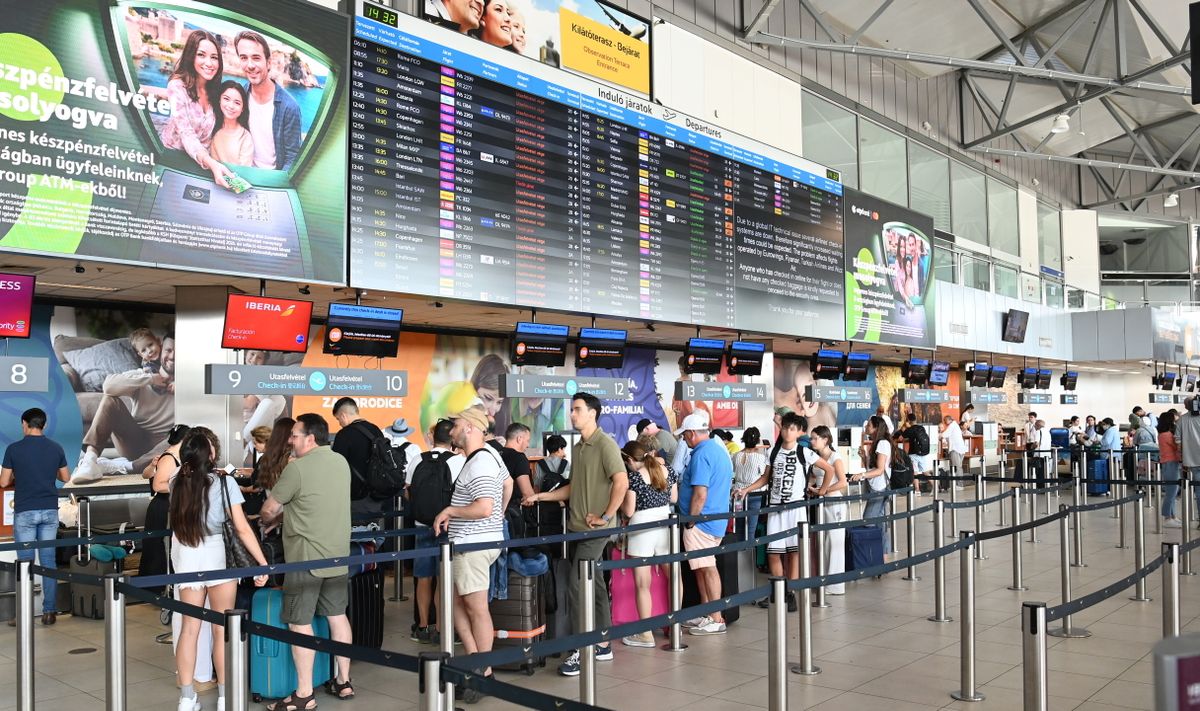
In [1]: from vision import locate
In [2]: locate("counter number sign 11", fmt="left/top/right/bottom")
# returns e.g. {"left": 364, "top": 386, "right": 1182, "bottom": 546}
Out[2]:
{"left": 363, "top": 1, "right": 399, "bottom": 27}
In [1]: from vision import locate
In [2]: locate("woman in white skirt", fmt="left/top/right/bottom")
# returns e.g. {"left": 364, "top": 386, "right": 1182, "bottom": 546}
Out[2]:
{"left": 807, "top": 426, "right": 849, "bottom": 595}
{"left": 170, "top": 428, "right": 269, "bottom": 711}
{"left": 618, "top": 440, "right": 678, "bottom": 648}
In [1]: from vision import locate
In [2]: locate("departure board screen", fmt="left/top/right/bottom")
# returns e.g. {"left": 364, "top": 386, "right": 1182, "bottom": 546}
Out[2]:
{"left": 349, "top": 7, "right": 845, "bottom": 339}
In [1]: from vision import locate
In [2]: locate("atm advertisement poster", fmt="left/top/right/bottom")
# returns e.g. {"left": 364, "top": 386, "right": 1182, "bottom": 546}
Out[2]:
{"left": 422, "top": 0, "right": 652, "bottom": 95}
{"left": 0, "top": 0, "right": 349, "bottom": 283}
{"left": 843, "top": 188, "right": 937, "bottom": 349}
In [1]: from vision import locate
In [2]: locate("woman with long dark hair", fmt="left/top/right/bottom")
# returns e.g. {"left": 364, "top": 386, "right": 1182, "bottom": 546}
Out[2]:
{"left": 255, "top": 417, "right": 295, "bottom": 493}
{"left": 807, "top": 426, "right": 849, "bottom": 593}
{"left": 170, "top": 428, "right": 268, "bottom": 711}
{"left": 209, "top": 80, "right": 254, "bottom": 166}
{"left": 618, "top": 440, "right": 677, "bottom": 647}
{"left": 160, "top": 30, "right": 235, "bottom": 190}
{"left": 139, "top": 424, "right": 189, "bottom": 593}
{"left": 850, "top": 415, "right": 893, "bottom": 553}
{"left": 731, "top": 427, "right": 768, "bottom": 542}
{"left": 1159, "top": 410, "right": 1182, "bottom": 528}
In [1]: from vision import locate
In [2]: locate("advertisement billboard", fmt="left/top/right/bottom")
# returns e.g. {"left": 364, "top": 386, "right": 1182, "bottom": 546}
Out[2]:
{"left": 420, "top": 0, "right": 652, "bottom": 95}
{"left": 0, "top": 274, "right": 35, "bottom": 338}
{"left": 843, "top": 188, "right": 937, "bottom": 349}
{"left": 0, "top": 0, "right": 349, "bottom": 283}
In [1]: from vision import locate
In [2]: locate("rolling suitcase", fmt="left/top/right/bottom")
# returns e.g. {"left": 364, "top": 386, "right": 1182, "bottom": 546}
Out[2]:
{"left": 70, "top": 555, "right": 120, "bottom": 619}
{"left": 545, "top": 557, "right": 570, "bottom": 642}
{"left": 348, "top": 568, "right": 385, "bottom": 649}
{"left": 1087, "top": 457, "right": 1110, "bottom": 495}
{"left": 250, "top": 587, "right": 332, "bottom": 702}
{"left": 608, "top": 548, "right": 668, "bottom": 625}
{"left": 681, "top": 533, "right": 740, "bottom": 625}
{"left": 845, "top": 526, "right": 884, "bottom": 572}
{"left": 489, "top": 571, "right": 546, "bottom": 674}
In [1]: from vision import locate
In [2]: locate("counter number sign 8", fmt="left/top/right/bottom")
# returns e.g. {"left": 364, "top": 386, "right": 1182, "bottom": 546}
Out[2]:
{"left": 9, "top": 362, "right": 25, "bottom": 386}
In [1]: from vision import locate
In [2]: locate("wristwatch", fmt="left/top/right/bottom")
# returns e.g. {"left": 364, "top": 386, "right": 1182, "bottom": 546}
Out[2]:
{"left": 600, "top": 513, "right": 612, "bottom": 524}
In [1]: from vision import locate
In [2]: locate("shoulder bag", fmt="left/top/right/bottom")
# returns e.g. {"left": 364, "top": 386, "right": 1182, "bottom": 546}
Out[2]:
{"left": 219, "top": 473, "right": 255, "bottom": 570}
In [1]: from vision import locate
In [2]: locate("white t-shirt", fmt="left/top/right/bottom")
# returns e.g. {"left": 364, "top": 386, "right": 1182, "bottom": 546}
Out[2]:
{"left": 1036, "top": 428, "right": 1053, "bottom": 456}
{"left": 769, "top": 446, "right": 817, "bottom": 505}
{"left": 248, "top": 94, "right": 276, "bottom": 169}
{"left": 812, "top": 450, "right": 843, "bottom": 494}
{"left": 867, "top": 440, "right": 891, "bottom": 492}
{"left": 446, "top": 446, "right": 506, "bottom": 545}
{"left": 942, "top": 423, "right": 968, "bottom": 455}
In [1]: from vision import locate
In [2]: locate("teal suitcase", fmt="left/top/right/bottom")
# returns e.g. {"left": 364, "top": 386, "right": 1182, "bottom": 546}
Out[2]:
{"left": 249, "top": 587, "right": 332, "bottom": 702}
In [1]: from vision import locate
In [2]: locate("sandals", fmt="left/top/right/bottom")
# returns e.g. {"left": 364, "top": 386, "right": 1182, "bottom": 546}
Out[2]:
{"left": 327, "top": 678, "right": 355, "bottom": 701}
{"left": 266, "top": 690, "right": 317, "bottom": 711}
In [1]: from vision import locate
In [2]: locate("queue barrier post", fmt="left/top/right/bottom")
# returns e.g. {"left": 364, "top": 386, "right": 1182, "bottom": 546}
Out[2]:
{"left": 105, "top": 573, "right": 126, "bottom": 711}
{"left": 225, "top": 609, "right": 249, "bottom": 711}
{"left": 1182, "top": 478, "right": 1195, "bottom": 576}
{"left": 1027, "top": 485, "right": 1039, "bottom": 544}
{"left": 579, "top": 558, "right": 598, "bottom": 705}
{"left": 1048, "top": 505, "right": 1091, "bottom": 639}
{"left": 1163, "top": 542, "right": 1180, "bottom": 638}
{"left": 1071, "top": 464, "right": 1086, "bottom": 568}
{"left": 1111, "top": 455, "right": 1121, "bottom": 520}
{"left": 974, "top": 475, "right": 987, "bottom": 561}
{"left": 662, "top": 517, "right": 688, "bottom": 652}
{"left": 813, "top": 502, "right": 830, "bottom": 608}
{"left": 950, "top": 530, "right": 984, "bottom": 702}
{"left": 1131, "top": 492, "right": 1151, "bottom": 602}
{"left": 1008, "top": 486, "right": 1027, "bottom": 592}
{"left": 948, "top": 479, "right": 959, "bottom": 540}
{"left": 438, "top": 543, "right": 455, "bottom": 711}
{"left": 1022, "top": 602, "right": 1049, "bottom": 711}
{"left": 902, "top": 489, "right": 920, "bottom": 582}
{"left": 887, "top": 490, "right": 899, "bottom": 555}
{"left": 419, "top": 651, "right": 450, "bottom": 711}
{"left": 928, "top": 499, "right": 951, "bottom": 623}
{"left": 767, "top": 577, "right": 788, "bottom": 711}
{"left": 389, "top": 496, "right": 408, "bottom": 602}
{"left": 1153, "top": 461, "right": 1163, "bottom": 535}
{"left": 560, "top": 507, "right": 569, "bottom": 561}
{"left": 790, "top": 521, "right": 820, "bottom": 676}
{"left": 16, "top": 560, "right": 33, "bottom": 711}
{"left": 1117, "top": 475, "right": 1128, "bottom": 550}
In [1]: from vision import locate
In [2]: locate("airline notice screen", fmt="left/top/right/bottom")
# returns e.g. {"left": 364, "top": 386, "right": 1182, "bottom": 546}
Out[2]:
{"left": 349, "top": 6, "right": 845, "bottom": 339}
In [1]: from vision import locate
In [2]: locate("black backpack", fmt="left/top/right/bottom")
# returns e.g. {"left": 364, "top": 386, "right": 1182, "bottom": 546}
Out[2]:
{"left": 906, "top": 426, "right": 930, "bottom": 456}
{"left": 409, "top": 450, "right": 458, "bottom": 526}
{"left": 536, "top": 458, "right": 568, "bottom": 492}
{"left": 889, "top": 446, "right": 915, "bottom": 489}
{"left": 350, "top": 422, "right": 409, "bottom": 501}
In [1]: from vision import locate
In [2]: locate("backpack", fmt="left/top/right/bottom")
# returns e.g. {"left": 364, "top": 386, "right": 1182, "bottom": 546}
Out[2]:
{"left": 408, "top": 450, "right": 458, "bottom": 526}
{"left": 535, "top": 458, "right": 568, "bottom": 493}
{"left": 906, "top": 426, "right": 930, "bottom": 456}
{"left": 889, "top": 446, "right": 915, "bottom": 489}
{"left": 350, "top": 422, "right": 410, "bottom": 501}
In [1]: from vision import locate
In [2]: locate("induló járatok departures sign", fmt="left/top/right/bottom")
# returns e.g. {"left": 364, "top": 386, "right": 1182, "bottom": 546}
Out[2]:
{"left": 0, "top": 0, "right": 349, "bottom": 284}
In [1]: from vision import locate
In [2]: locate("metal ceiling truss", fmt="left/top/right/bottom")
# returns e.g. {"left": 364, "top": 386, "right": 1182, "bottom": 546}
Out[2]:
{"left": 738, "top": 0, "right": 1195, "bottom": 210}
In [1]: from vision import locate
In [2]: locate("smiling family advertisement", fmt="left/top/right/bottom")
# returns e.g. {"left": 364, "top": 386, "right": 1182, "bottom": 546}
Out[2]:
{"left": 0, "top": 0, "right": 348, "bottom": 283}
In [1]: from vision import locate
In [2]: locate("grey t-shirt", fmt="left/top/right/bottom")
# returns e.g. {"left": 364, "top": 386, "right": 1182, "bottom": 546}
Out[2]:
{"left": 170, "top": 473, "right": 245, "bottom": 536}
{"left": 1181, "top": 414, "right": 1200, "bottom": 468}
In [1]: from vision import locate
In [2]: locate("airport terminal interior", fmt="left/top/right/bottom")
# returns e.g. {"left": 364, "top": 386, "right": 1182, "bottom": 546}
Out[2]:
{"left": 0, "top": 0, "right": 1198, "bottom": 709}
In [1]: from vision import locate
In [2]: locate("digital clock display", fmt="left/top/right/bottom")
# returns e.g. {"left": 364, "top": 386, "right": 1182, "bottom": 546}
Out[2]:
{"left": 363, "top": 2, "right": 398, "bottom": 28}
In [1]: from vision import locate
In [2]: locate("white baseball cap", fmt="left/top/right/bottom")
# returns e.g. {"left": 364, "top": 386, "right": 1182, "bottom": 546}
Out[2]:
{"left": 673, "top": 412, "right": 710, "bottom": 436}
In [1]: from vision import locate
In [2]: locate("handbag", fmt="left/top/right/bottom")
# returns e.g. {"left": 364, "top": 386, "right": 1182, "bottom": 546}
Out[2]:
{"left": 218, "top": 473, "right": 254, "bottom": 570}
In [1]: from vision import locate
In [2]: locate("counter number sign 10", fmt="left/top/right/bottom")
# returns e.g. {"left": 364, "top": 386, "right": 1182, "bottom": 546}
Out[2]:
{"left": 363, "top": 2, "right": 399, "bottom": 27}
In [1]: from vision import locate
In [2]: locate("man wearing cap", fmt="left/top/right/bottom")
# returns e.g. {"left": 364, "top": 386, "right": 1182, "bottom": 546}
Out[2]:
{"left": 432, "top": 405, "right": 510, "bottom": 703}
{"left": 522, "top": 392, "right": 628, "bottom": 676}
{"left": 635, "top": 418, "right": 677, "bottom": 460}
{"left": 676, "top": 412, "right": 734, "bottom": 635}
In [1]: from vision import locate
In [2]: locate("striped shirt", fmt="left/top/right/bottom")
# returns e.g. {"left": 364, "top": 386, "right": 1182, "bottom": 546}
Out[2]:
{"left": 447, "top": 446, "right": 506, "bottom": 545}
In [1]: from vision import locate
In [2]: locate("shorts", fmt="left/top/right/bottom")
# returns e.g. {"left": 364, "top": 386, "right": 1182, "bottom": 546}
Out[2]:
{"left": 682, "top": 526, "right": 722, "bottom": 570}
{"left": 282, "top": 571, "right": 349, "bottom": 626}
{"left": 452, "top": 548, "right": 500, "bottom": 596}
{"left": 767, "top": 507, "right": 807, "bottom": 554}
{"left": 626, "top": 506, "right": 670, "bottom": 558}
{"left": 170, "top": 534, "right": 236, "bottom": 591}
{"left": 413, "top": 526, "right": 439, "bottom": 579}
{"left": 910, "top": 453, "right": 932, "bottom": 473}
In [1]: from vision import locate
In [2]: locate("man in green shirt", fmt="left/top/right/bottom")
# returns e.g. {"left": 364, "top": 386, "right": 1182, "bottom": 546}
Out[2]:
{"left": 260, "top": 413, "right": 355, "bottom": 707}
{"left": 524, "top": 392, "right": 628, "bottom": 676}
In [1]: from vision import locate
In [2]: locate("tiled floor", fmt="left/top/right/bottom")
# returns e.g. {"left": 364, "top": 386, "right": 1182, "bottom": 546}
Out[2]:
{"left": 2, "top": 488, "right": 1197, "bottom": 710}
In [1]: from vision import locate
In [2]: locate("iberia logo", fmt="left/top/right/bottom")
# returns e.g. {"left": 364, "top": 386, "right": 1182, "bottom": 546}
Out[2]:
{"left": 281, "top": 305, "right": 296, "bottom": 317}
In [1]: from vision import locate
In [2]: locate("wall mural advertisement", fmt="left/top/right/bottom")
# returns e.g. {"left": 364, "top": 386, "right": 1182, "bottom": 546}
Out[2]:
{"left": 843, "top": 188, "right": 936, "bottom": 349}
{"left": 0, "top": 0, "right": 349, "bottom": 283}
{"left": 1151, "top": 307, "right": 1200, "bottom": 366}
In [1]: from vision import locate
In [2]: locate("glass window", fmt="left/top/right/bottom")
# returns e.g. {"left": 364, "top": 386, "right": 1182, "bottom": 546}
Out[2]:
{"left": 858, "top": 120, "right": 907, "bottom": 205}
{"left": 1038, "top": 203, "right": 1062, "bottom": 272}
{"left": 962, "top": 254, "right": 991, "bottom": 292}
{"left": 1044, "top": 280, "right": 1064, "bottom": 308}
{"left": 987, "top": 178, "right": 1019, "bottom": 255}
{"left": 951, "top": 162, "right": 987, "bottom": 246}
{"left": 933, "top": 243, "right": 956, "bottom": 284}
{"left": 994, "top": 263, "right": 1018, "bottom": 298}
{"left": 909, "top": 142, "right": 950, "bottom": 231}
{"left": 801, "top": 93, "right": 858, "bottom": 188}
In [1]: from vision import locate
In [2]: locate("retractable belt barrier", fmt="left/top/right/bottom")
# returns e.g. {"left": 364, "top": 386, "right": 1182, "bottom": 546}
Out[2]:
{"left": 1045, "top": 554, "right": 1165, "bottom": 623}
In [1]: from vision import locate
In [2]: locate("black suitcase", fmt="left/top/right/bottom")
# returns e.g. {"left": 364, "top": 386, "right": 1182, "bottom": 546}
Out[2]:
{"left": 489, "top": 571, "right": 546, "bottom": 674}
{"left": 71, "top": 555, "right": 120, "bottom": 619}
{"left": 348, "top": 569, "right": 385, "bottom": 649}
{"left": 545, "top": 558, "right": 569, "bottom": 643}
{"left": 681, "top": 532, "right": 740, "bottom": 625}
{"left": 258, "top": 531, "right": 286, "bottom": 587}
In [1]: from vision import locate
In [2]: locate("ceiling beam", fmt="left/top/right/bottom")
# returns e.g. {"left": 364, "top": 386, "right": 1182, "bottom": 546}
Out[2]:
{"left": 741, "top": 0, "right": 783, "bottom": 40}
{"left": 966, "top": 0, "right": 1027, "bottom": 65}
{"left": 1032, "top": 0, "right": 1102, "bottom": 69}
{"left": 974, "top": 0, "right": 1098, "bottom": 62}
{"left": 797, "top": 0, "right": 840, "bottom": 42}
{"left": 847, "top": 0, "right": 896, "bottom": 46}
{"left": 1082, "top": 180, "right": 1200, "bottom": 209}
{"left": 970, "top": 146, "right": 1200, "bottom": 179}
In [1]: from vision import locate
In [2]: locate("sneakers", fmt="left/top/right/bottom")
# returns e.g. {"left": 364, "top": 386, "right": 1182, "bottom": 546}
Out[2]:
{"left": 176, "top": 696, "right": 200, "bottom": 711}
{"left": 755, "top": 593, "right": 796, "bottom": 611}
{"left": 1165, "top": 517, "right": 1183, "bottom": 528}
{"left": 682, "top": 616, "right": 708, "bottom": 628}
{"left": 70, "top": 451, "right": 103, "bottom": 485}
{"left": 217, "top": 699, "right": 224, "bottom": 711}
{"left": 557, "top": 645, "right": 613, "bottom": 676}
{"left": 688, "top": 616, "right": 727, "bottom": 635}
{"left": 97, "top": 456, "right": 133, "bottom": 474}
{"left": 622, "top": 631, "right": 656, "bottom": 648}
{"left": 412, "top": 625, "right": 436, "bottom": 643}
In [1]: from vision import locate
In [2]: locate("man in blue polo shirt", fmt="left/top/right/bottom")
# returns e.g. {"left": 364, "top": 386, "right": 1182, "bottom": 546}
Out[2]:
{"left": 1, "top": 408, "right": 69, "bottom": 625}
{"left": 675, "top": 412, "right": 733, "bottom": 636}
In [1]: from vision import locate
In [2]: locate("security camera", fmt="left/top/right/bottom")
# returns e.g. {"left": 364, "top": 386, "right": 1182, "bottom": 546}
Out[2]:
{"left": 74, "top": 262, "right": 85, "bottom": 274}
{"left": 299, "top": 285, "right": 311, "bottom": 295}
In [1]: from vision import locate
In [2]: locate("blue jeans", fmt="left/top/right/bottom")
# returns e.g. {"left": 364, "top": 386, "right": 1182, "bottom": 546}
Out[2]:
{"left": 863, "top": 494, "right": 891, "bottom": 553}
{"left": 14, "top": 509, "right": 58, "bottom": 614}
{"left": 1161, "top": 461, "right": 1181, "bottom": 518}
{"left": 744, "top": 493, "right": 764, "bottom": 543}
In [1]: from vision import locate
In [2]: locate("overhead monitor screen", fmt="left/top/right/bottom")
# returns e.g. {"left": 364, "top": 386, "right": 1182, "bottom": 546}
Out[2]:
{"left": 1036, "top": 369, "right": 1053, "bottom": 389}
{"left": 1019, "top": 367, "right": 1038, "bottom": 389}
{"left": 1002, "top": 309, "right": 1030, "bottom": 343}
{"left": 928, "top": 360, "right": 950, "bottom": 386}
{"left": 323, "top": 303, "right": 403, "bottom": 358}
{"left": 1188, "top": 374, "right": 1197, "bottom": 393}
{"left": 512, "top": 321, "right": 569, "bottom": 367}
{"left": 222, "top": 294, "right": 313, "bottom": 352}
{"left": 811, "top": 349, "right": 845, "bottom": 379}
{"left": 1060, "top": 371, "right": 1078, "bottom": 391}
{"left": 726, "top": 340, "right": 766, "bottom": 376}
{"left": 968, "top": 363, "right": 990, "bottom": 388}
{"left": 0, "top": 274, "right": 36, "bottom": 339}
{"left": 903, "top": 357, "right": 930, "bottom": 385}
{"left": 0, "top": 0, "right": 349, "bottom": 283}
{"left": 575, "top": 328, "right": 627, "bottom": 369}
{"left": 349, "top": 5, "right": 846, "bottom": 341}
{"left": 988, "top": 365, "right": 1007, "bottom": 388}
{"left": 844, "top": 352, "right": 870, "bottom": 381}
{"left": 683, "top": 338, "right": 725, "bottom": 375}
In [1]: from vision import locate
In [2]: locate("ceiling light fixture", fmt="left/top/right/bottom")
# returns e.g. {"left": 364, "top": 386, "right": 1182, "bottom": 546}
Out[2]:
{"left": 39, "top": 281, "right": 119, "bottom": 292}
{"left": 1049, "top": 113, "right": 1071, "bottom": 134}
{"left": 1164, "top": 192, "right": 1180, "bottom": 208}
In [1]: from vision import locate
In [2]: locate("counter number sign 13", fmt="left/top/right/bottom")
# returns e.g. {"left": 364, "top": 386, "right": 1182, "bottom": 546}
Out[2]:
{"left": 363, "top": 1, "right": 399, "bottom": 27}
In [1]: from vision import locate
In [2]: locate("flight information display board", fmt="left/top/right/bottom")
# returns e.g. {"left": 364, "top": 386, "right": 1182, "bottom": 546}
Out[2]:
{"left": 349, "top": 6, "right": 845, "bottom": 339}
